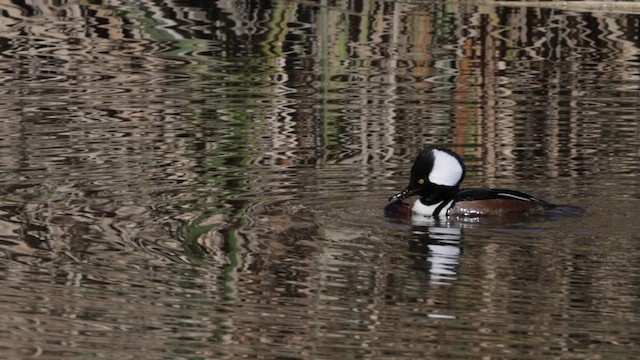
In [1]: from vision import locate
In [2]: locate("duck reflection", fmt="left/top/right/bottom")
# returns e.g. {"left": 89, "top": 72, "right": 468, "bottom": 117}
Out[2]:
{"left": 386, "top": 198, "right": 583, "bottom": 286}
{"left": 385, "top": 199, "right": 464, "bottom": 284}
{"left": 406, "top": 219, "right": 462, "bottom": 285}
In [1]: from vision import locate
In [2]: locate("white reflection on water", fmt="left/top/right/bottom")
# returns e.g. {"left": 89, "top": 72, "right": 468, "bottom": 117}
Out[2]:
{"left": 425, "top": 227, "right": 462, "bottom": 284}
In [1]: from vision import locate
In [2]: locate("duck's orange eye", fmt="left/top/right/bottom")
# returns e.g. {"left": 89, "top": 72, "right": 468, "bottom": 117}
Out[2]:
{"left": 418, "top": 178, "right": 425, "bottom": 185}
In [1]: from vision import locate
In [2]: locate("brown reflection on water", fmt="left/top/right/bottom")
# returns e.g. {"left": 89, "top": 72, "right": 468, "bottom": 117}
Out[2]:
{"left": 0, "top": 0, "right": 639, "bottom": 358}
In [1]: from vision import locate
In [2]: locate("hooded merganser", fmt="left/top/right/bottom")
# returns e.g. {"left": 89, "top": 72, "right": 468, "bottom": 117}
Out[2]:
{"left": 387, "top": 146, "right": 555, "bottom": 219}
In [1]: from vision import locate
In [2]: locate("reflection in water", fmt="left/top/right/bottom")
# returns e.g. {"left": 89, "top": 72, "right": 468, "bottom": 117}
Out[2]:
{"left": 409, "top": 224, "right": 462, "bottom": 285}
{"left": 0, "top": 0, "right": 640, "bottom": 358}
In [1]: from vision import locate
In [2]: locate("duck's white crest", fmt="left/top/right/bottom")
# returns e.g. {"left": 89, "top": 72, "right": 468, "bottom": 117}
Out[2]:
{"left": 429, "top": 149, "right": 463, "bottom": 186}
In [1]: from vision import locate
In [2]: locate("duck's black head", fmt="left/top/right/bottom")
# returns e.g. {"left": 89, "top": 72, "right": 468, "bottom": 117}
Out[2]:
{"left": 389, "top": 146, "right": 466, "bottom": 205}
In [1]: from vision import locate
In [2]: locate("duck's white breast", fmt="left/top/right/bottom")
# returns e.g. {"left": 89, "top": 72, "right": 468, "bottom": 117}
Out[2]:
{"left": 412, "top": 199, "right": 454, "bottom": 218}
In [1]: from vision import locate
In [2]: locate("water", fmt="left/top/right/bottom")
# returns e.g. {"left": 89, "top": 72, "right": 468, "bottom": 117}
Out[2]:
{"left": 1, "top": 0, "right": 639, "bottom": 358}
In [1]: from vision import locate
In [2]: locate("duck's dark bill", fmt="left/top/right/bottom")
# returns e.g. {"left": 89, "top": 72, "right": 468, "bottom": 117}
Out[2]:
{"left": 384, "top": 200, "right": 412, "bottom": 218}
{"left": 388, "top": 186, "right": 417, "bottom": 203}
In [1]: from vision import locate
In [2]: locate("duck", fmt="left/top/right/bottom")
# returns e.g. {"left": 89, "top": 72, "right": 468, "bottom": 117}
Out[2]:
{"left": 386, "top": 145, "right": 556, "bottom": 219}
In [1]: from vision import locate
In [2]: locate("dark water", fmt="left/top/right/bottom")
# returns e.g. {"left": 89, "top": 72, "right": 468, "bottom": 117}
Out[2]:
{"left": 1, "top": 0, "right": 640, "bottom": 358}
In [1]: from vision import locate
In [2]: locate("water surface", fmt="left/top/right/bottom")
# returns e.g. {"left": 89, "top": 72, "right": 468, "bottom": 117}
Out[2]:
{"left": 1, "top": 0, "right": 640, "bottom": 358}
